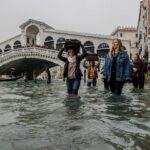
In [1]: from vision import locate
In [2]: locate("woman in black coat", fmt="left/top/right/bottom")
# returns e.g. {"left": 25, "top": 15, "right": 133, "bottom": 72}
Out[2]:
{"left": 58, "top": 41, "right": 87, "bottom": 95}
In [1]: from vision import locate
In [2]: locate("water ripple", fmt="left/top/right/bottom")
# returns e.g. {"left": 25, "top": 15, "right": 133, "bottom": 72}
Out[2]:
{"left": 0, "top": 80, "right": 149, "bottom": 150}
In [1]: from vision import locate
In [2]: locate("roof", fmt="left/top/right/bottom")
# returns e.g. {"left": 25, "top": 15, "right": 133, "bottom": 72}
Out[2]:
{"left": 0, "top": 34, "right": 21, "bottom": 45}
{"left": 19, "top": 19, "right": 54, "bottom": 30}
{"left": 111, "top": 26, "right": 137, "bottom": 36}
{"left": 45, "top": 29, "right": 130, "bottom": 41}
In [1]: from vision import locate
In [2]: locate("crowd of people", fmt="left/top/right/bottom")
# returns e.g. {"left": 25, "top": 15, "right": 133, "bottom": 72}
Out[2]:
{"left": 58, "top": 38, "right": 149, "bottom": 96}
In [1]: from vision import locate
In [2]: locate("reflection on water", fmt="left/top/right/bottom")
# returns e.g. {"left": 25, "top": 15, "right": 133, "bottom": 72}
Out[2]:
{"left": 0, "top": 80, "right": 150, "bottom": 150}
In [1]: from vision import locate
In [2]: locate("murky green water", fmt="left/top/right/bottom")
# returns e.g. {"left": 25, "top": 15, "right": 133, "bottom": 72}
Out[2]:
{"left": 0, "top": 80, "right": 150, "bottom": 150}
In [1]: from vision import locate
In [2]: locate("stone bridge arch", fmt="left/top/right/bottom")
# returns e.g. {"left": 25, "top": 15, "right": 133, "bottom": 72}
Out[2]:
{"left": 0, "top": 47, "right": 64, "bottom": 78}
{"left": 25, "top": 25, "right": 40, "bottom": 47}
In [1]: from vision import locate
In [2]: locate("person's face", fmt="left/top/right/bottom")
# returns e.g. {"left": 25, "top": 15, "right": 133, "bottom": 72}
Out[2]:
{"left": 68, "top": 49, "right": 76, "bottom": 57}
{"left": 112, "top": 40, "right": 119, "bottom": 50}
{"left": 132, "top": 54, "right": 138, "bottom": 61}
{"left": 89, "top": 61, "right": 94, "bottom": 67}
{"left": 89, "top": 61, "right": 93, "bottom": 67}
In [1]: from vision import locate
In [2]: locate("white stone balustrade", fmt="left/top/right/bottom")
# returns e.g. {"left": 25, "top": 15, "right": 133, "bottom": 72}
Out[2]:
{"left": 0, "top": 47, "right": 63, "bottom": 67}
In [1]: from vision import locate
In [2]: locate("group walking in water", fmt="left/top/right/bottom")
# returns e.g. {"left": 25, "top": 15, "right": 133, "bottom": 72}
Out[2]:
{"left": 58, "top": 38, "right": 147, "bottom": 96}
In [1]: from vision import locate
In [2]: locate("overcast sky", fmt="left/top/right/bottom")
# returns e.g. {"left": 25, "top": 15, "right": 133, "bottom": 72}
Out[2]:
{"left": 0, "top": 0, "right": 140, "bottom": 42}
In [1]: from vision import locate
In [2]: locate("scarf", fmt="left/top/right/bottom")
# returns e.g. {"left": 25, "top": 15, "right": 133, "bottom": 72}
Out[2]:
{"left": 68, "top": 56, "right": 76, "bottom": 63}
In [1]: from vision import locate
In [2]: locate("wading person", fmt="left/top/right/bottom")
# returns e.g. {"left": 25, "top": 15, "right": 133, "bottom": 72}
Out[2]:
{"left": 103, "top": 39, "right": 131, "bottom": 95}
{"left": 58, "top": 39, "right": 87, "bottom": 95}
{"left": 83, "top": 60, "right": 99, "bottom": 87}
{"left": 131, "top": 53, "right": 145, "bottom": 89}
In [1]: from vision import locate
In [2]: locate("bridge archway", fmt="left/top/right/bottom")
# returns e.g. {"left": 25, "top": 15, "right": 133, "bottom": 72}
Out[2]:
{"left": 0, "top": 58, "right": 59, "bottom": 79}
{"left": 14, "top": 41, "right": 22, "bottom": 49}
{"left": 0, "top": 48, "right": 63, "bottom": 80}
{"left": 44, "top": 36, "right": 54, "bottom": 49}
{"left": 4, "top": 44, "right": 11, "bottom": 52}
{"left": 0, "top": 49, "right": 2, "bottom": 54}
{"left": 0, "top": 48, "right": 63, "bottom": 68}
{"left": 26, "top": 25, "right": 40, "bottom": 47}
{"left": 56, "top": 37, "right": 65, "bottom": 50}
{"left": 97, "top": 43, "right": 110, "bottom": 58}
{"left": 84, "top": 41, "right": 95, "bottom": 53}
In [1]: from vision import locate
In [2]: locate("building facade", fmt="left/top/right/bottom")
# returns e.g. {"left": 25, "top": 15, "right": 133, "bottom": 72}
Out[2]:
{"left": 111, "top": 26, "right": 138, "bottom": 56}
{"left": 0, "top": 19, "right": 130, "bottom": 57}
{"left": 0, "top": 19, "right": 131, "bottom": 79}
{"left": 137, "top": 0, "right": 150, "bottom": 61}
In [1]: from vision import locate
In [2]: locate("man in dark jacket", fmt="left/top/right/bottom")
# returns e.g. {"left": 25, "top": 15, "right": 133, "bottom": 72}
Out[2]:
{"left": 132, "top": 53, "right": 145, "bottom": 89}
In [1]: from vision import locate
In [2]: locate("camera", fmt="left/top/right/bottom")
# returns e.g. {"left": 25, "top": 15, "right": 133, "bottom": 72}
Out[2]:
{"left": 64, "top": 39, "right": 81, "bottom": 53}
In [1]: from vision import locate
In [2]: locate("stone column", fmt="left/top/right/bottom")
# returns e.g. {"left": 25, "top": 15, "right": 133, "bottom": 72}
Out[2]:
{"left": 24, "top": 72, "right": 28, "bottom": 82}
{"left": 20, "top": 30, "right": 27, "bottom": 47}
{"left": 46, "top": 68, "right": 51, "bottom": 84}
{"left": 33, "top": 70, "right": 37, "bottom": 83}
{"left": 39, "top": 28, "right": 44, "bottom": 47}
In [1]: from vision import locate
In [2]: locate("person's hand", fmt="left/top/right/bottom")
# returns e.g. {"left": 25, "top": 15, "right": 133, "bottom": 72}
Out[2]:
{"left": 80, "top": 42, "right": 83, "bottom": 47}
{"left": 133, "top": 68, "right": 137, "bottom": 72}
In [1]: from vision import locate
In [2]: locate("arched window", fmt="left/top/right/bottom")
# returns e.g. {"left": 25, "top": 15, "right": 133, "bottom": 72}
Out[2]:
{"left": 13, "top": 41, "right": 22, "bottom": 49}
{"left": 0, "top": 49, "right": 2, "bottom": 54}
{"left": 26, "top": 25, "right": 39, "bottom": 47}
{"left": 44, "top": 36, "right": 54, "bottom": 49}
{"left": 97, "top": 43, "right": 109, "bottom": 57}
{"left": 84, "top": 41, "right": 94, "bottom": 53}
{"left": 143, "top": 46, "right": 149, "bottom": 60}
{"left": 56, "top": 37, "right": 65, "bottom": 50}
{"left": 4, "top": 44, "right": 11, "bottom": 52}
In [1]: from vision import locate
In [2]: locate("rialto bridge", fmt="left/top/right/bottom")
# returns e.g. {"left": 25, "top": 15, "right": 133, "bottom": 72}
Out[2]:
{"left": 0, "top": 19, "right": 130, "bottom": 80}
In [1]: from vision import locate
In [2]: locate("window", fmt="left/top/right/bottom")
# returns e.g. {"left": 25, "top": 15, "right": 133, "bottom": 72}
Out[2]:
{"left": 56, "top": 37, "right": 66, "bottom": 50}
{"left": 97, "top": 43, "right": 109, "bottom": 57}
{"left": 144, "top": 33, "right": 146, "bottom": 42}
{"left": 27, "top": 37, "right": 30, "bottom": 44}
{"left": 136, "top": 33, "right": 138, "bottom": 38}
{"left": 83, "top": 41, "right": 95, "bottom": 53}
{"left": 13, "top": 41, "right": 22, "bottom": 49}
{"left": 4, "top": 44, "right": 11, "bottom": 52}
{"left": 44, "top": 36, "right": 54, "bottom": 49}
{"left": 136, "top": 42, "right": 138, "bottom": 48}
{"left": 139, "top": 31, "right": 142, "bottom": 40}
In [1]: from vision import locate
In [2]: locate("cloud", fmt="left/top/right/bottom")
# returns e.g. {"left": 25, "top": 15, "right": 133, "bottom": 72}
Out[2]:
{"left": 0, "top": 0, "right": 140, "bottom": 42}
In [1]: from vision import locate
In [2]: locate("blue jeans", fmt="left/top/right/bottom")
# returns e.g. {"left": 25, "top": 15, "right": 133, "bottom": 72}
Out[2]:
{"left": 66, "top": 79, "right": 81, "bottom": 95}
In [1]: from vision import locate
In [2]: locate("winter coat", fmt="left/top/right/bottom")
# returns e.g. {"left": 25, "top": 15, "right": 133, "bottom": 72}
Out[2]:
{"left": 103, "top": 49, "right": 132, "bottom": 82}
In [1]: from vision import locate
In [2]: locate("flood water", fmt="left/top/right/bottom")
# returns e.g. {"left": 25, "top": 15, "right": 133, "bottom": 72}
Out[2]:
{"left": 0, "top": 80, "right": 150, "bottom": 150}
